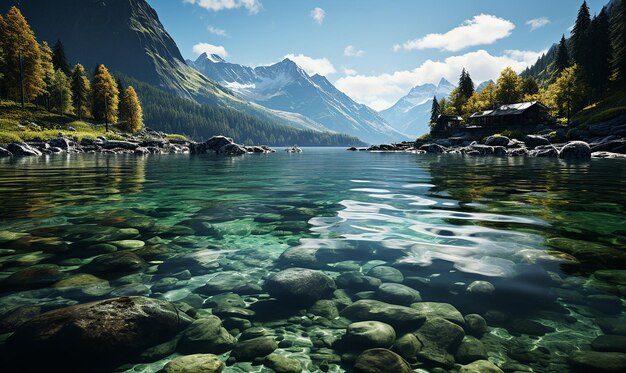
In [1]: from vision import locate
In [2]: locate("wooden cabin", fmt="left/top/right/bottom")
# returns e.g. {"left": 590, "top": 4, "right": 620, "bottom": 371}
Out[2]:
{"left": 469, "top": 102, "right": 550, "bottom": 126}
{"left": 432, "top": 114, "right": 463, "bottom": 133}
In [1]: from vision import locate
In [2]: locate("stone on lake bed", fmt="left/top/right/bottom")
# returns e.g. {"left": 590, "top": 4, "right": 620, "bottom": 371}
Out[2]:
{"left": 410, "top": 302, "right": 464, "bottom": 325}
{"left": 375, "top": 283, "right": 421, "bottom": 305}
{"left": 230, "top": 336, "right": 278, "bottom": 361}
{"left": 466, "top": 280, "right": 495, "bottom": 295}
{"left": 110, "top": 239, "right": 145, "bottom": 249}
{"left": 264, "top": 353, "right": 302, "bottom": 373}
{"left": 178, "top": 316, "right": 237, "bottom": 354}
{"left": 340, "top": 300, "right": 426, "bottom": 329}
{"left": 455, "top": 336, "right": 488, "bottom": 364}
{"left": 4, "top": 264, "right": 67, "bottom": 290}
{"left": 367, "top": 266, "right": 404, "bottom": 283}
{"left": 568, "top": 351, "right": 626, "bottom": 372}
{"left": 592, "top": 335, "right": 626, "bottom": 353}
{"left": 82, "top": 251, "right": 146, "bottom": 275}
{"left": 464, "top": 314, "right": 488, "bottom": 337}
{"left": 353, "top": 348, "right": 413, "bottom": 373}
{"left": 196, "top": 272, "right": 260, "bottom": 295}
{"left": 346, "top": 321, "right": 396, "bottom": 349}
{"left": 415, "top": 317, "right": 465, "bottom": 367}
{"left": 510, "top": 318, "right": 554, "bottom": 336}
{"left": 459, "top": 360, "right": 504, "bottom": 373}
{"left": 392, "top": 333, "right": 421, "bottom": 361}
{"left": 336, "top": 271, "right": 382, "bottom": 291}
{"left": 263, "top": 268, "right": 336, "bottom": 304}
{"left": 163, "top": 354, "right": 224, "bottom": 373}
{"left": 6, "top": 296, "right": 192, "bottom": 371}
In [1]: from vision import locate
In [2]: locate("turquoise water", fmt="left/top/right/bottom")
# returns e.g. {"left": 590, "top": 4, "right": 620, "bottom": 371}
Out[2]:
{"left": 0, "top": 149, "right": 625, "bottom": 372}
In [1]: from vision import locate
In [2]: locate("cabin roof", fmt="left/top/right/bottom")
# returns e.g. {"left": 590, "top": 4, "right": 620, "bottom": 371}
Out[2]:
{"left": 436, "top": 114, "right": 463, "bottom": 121}
{"left": 471, "top": 101, "right": 549, "bottom": 118}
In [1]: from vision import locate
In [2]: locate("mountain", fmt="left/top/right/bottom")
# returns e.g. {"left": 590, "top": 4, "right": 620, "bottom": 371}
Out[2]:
{"left": 189, "top": 54, "right": 408, "bottom": 144}
{"left": 476, "top": 80, "right": 495, "bottom": 92}
{"left": 3, "top": 0, "right": 361, "bottom": 144}
{"left": 379, "top": 78, "right": 455, "bottom": 137}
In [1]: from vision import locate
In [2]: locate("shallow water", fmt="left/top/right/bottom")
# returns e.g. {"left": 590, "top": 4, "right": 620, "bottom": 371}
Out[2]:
{"left": 0, "top": 149, "right": 625, "bottom": 372}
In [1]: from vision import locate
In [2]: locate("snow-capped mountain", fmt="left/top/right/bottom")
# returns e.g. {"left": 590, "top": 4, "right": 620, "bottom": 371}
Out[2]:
{"left": 189, "top": 54, "right": 408, "bottom": 144}
{"left": 476, "top": 80, "right": 495, "bottom": 93}
{"left": 380, "top": 78, "right": 455, "bottom": 137}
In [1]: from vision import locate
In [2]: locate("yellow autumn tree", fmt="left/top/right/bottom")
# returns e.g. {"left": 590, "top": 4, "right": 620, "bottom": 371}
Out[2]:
{"left": 39, "top": 41, "right": 54, "bottom": 110}
{"left": 495, "top": 67, "right": 523, "bottom": 105}
{"left": 0, "top": 6, "right": 45, "bottom": 105}
{"left": 119, "top": 86, "right": 143, "bottom": 133}
{"left": 91, "top": 64, "right": 119, "bottom": 127}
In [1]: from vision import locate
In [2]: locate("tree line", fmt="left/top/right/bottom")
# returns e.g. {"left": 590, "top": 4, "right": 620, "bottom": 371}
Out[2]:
{"left": 0, "top": 6, "right": 143, "bottom": 133}
{"left": 431, "top": 0, "right": 626, "bottom": 126}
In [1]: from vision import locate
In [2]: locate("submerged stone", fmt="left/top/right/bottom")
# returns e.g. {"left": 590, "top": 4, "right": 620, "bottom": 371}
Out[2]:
{"left": 264, "top": 353, "right": 302, "bottom": 373}
{"left": 592, "top": 335, "right": 626, "bottom": 353}
{"left": 410, "top": 302, "right": 464, "bottom": 325}
{"left": 264, "top": 268, "right": 336, "bottom": 304}
{"left": 353, "top": 348, "right": 412, "bottom": 373}
{"left": 367, "top": 266, "right": 404, "bottom": 283}
{"left": 179, "top": 316, "right": 237, "bottom": 354}
{"left": 375, "top": 283, "right": 421, "bottom": 305}
{"left": 345, "top": 321, "right": 396, "bottom": 349}
{"left": 464, "top": 314, "right": 488, "bottom": 337}
{"left": 455, "top": 336, "right": 487, "bottom": 364}
{"left": 459, "top": 360, "right": 504, "bottom": 373}
{"left": 6, "top": 296, "right": 192, "bottom": 372}
{"left": 230, "top": 336, "right": 278, "bottom": 361}
{"left": 341, "top": 300, "right": 426, "bottom": 329}
{"left": 568, "top": 351, "right": 626, "bottom": 372}
{"left": 392, "top": 333, "right": 421, "bottom": 361}
{"left": 4, "top": 264, "right": 67, "bottom": 290}
{"left": 163, "top": 354, "right": 224, "bottom": 373}
{"left": 83, "top": 251, "right": 146, "bottom": 276}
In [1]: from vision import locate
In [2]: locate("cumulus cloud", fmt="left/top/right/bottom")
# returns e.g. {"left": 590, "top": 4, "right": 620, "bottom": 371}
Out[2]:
{"left": 284, "top": 54, "right": 336, "bottom": 76}
{"left": 192, "top": 43, "right": 228, "bottom": 58}
{"left": 335, "top": 49, "right": 544, "bottom": 111}
{"left": 526, "top": 17, "right": 551, "bottom": 31}
{"left": 183, "top": 0, "right": 262, "bottom": 14}
{"left": 343, "top": 68, "right": 357, "bottom": 76}
{"left": 311, "top": 7, "right": 326, "bottom": 24}
{"left": 400, "top": 14, "right": 515, "bottom": 52}
{"left": 344, "top": 45, "right": 365, "bottom": 57}
{"left": 207, "top": 26, "right": 228, "bottom": 36}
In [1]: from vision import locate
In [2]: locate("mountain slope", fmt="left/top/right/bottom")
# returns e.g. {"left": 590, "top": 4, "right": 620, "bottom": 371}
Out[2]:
{"left": 4, "top": 0, "right": 350, "bottom": 139}
{"left": 189, "top": 54, "right": 408, "bottom": 144}
{"left": 380, "top": 78, "right": 455, "bottom": 136}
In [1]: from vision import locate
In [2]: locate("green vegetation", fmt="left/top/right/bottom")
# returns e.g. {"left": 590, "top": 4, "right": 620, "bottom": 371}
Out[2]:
{"left": 0, "top": 101, "right": 124, "bottom": 143}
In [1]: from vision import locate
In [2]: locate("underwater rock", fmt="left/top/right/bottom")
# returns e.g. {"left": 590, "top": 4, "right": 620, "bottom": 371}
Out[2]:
{"left": 375, "top": 283, "right": 421, "bottom": 305}
{"left": 592, "top": 335, "right": 626, "bottom": 353}
{"left": 392, "top": 333, "right": 422, "bottom": 361}
{"left": 353, "top": 348, "right": 412, "bottom": 373}
{"left": 415, "top": 317, "right": 465, "bottom": 367}
{"left": 367, "top": 266, "right": 404, "bottom": 283}
{"left": 162, "top": 354, "right": 224, "bottom": 373}
{"left": 6, "top": 296, "right": 192, "bottom": 372}
{"left": 204, "top": 293, "right": 246, "bottom": 309}
{"left": 598, "top": 318, "right": 626, "bottom": 336}
{"left": 82, "top": 251, "right": 146, "bottom": 276}
{"left": 463, "top": 314, "right": 488, "bottom": 337}
{"left": 196, "top": 272, "right": 260, "bottom": 295}
{"left": 459, "top": 360, "right": 504, "bottom": 373}
{"left": 336, "top": 271, "right": 382, "bottom": 291}
{"left": 309, "top": 299, "right": 339, "bottom": 319}
{"left": 455, "top": 336, "right": 487, "bottom": 364}
{"left": 0, "top": 305, "right": 41, "bottom": 333}
{"left": 279, "top": 246, "right": 321, "bottom": 268}
{"left": 230, "top": 336, "right": 278, "bottom": 361}
{"left": 466, "top": 280, "right": 495, "bottom": 295}
{"left": 264, "top": 268, "right": 336, "bottom": 304}
{"left": 178, "top": 316, "right": 237, "bottom": 354}
{"left": 264, "top": 353, "right": 302, "bottom": 373}
{"left": 4, "top": 264, "right": 67, "bottom": 290}
{"left": 345, "top": 321, "right": 397, "bottom": 349}
{"left": 568, "top": 351, "right": 626, "bottom": 372}
{"left": 410, "top": 302, "right": 464, "bottom": 325}
{"left": 341, "top": 300, "right": 426, "bottom": 329}
{"left": 510, "top": 318, "right": 554, "bottom": 336}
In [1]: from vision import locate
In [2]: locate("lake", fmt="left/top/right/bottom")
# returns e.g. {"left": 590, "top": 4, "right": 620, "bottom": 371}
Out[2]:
{"left": 0, "top": 149, "right": 625, "bottom": 373}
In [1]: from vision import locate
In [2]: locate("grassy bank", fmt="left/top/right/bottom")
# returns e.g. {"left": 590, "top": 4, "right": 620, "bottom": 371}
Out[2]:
{"left": 0, "top": 101, "right": 188, "bottom": 144}
{"left": 572, "top": 89, "right": 626, "bottom": 126}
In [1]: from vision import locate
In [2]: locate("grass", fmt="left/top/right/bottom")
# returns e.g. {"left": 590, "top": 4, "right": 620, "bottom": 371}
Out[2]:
{"left": 572, "top": 89, "right": 626, "bottom": 126}
{"left": 0, "top": 101, "right": 125, "bottom": 144}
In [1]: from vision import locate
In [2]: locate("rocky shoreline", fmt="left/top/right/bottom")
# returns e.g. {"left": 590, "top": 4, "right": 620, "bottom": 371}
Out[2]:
{"left": 0, "top": 131, "right": 274, "bottom": 158}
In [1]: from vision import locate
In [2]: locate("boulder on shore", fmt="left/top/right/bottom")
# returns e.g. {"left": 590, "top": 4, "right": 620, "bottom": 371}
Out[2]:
{"left": 559, "top": 141, "right": 591, "bottom": 160}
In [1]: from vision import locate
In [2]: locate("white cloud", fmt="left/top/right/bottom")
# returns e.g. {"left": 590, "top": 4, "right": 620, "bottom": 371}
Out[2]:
{"left": 343, "top": 68, "right": 357, "bottom": 76}
{"left": 192, "top": 42, "right": 228, "bottom": 58}
{"left": 207, "top": 26, "right": 228, "bottom": 36}
{"left": 334, "top": 49, "right": 545, "bottom": 111}
{"left": 526, "top": 17, "right": 551, "bottom": 31}
{"left": 183, "top": 0, "right": 262, "bottom": 14}
{"left": 344, "top": 45, "right": 365, "bottom": 57}
{"left": 284, "top": 54, "right": 336, "bottom": 76}
{"left": 311, "top": 7, "right": 325, "bottom": 25}
{"left": 400, "top": 14, "right": 515, "bottom": 52}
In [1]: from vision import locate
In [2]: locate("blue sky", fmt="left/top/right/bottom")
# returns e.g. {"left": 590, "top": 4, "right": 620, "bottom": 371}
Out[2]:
{"left": 148, "top": 0, "right": 609, "bottom": 110}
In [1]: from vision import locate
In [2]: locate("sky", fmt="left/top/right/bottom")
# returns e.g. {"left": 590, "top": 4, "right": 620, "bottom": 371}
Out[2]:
{"left": 147, "top": 0, "right": 610, "bottom": 111}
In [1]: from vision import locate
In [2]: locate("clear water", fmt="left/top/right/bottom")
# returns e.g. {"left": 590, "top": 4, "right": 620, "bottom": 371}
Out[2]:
{"left": 0, "top": 149, "right": 625, "bottom": 372}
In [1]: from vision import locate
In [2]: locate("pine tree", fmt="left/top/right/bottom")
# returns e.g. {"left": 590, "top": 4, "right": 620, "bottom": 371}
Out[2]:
{"left": 0, "top": 6, "right": 46, "bottom": 106}
{"left": 71, "top": 64, "right": 91, "bottom": 120}
{"left": 521, "top": 76, "right": 540, "bottom": 96}
{"left": 39, "top": 41, "right": 54, "bottom": 110}
{"left": 571, "top": 1, "right": 591, "bottom": 73}
{"left": 458, "top": 68, "right": 475, "bottom": 99}
{"left": 430, "top": 95, "right": 440, "bottom": 123}
{"left": 49, "top": 68, "right": 73, "bottom": 114}
{"left": 0, "top": 14, "right": 4, "bottom": 97}
{"left": 555, "top": 35, "right": 571, "bottom": 74}
{"left": 611, "top": 0, "right": 626, "bottom": 84}
{"left": 91, "top": 64, "right": 119, "bottom": 127}
{"left": 52, "top": 40, "right": 71, "bottom": 76}
{"left": 119, "top": 86, "right": 143, "bottom": 133}
{"left": 495, "top": 67, "right": 523, "bottom": 105}
{"left": 588, "top": 9, "right": 612, "bottom": 98}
